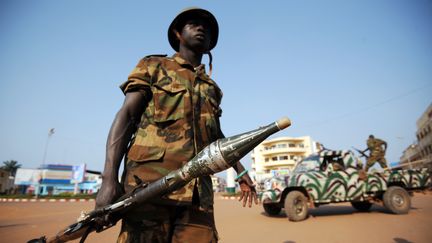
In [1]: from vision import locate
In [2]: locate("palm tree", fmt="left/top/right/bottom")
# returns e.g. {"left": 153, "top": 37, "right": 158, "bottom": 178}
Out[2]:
{"left": 1, "top": 160, "right": 22, "bottom": 176}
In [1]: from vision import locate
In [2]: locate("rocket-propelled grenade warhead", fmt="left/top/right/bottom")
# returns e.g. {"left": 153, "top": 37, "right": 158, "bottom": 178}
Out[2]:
{"left": 128, "top": 117, "right": 291, "bottom": 205}
{"left": 178, "top": 117, "right": 291, "bottom": 180}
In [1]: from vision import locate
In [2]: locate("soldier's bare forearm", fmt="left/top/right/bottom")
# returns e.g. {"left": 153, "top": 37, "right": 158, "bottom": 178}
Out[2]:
{"left": 102, "top": 92, "right": 148, "bottom": 181}
{"left": 232, "top": 161, "right": 246, "bottom": 174}
{"left": 102, "top": 122, "right": 132, "bottom": 180}
{"left": 102, "top": 120, "right": 133, "bottom": 180}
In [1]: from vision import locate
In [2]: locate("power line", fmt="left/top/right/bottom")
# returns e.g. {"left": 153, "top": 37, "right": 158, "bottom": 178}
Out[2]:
{"left": 302, "top": 83, "right": 432, "bottom": 128}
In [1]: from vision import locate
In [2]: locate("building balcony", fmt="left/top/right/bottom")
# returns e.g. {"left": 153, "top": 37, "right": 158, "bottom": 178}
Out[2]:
{"left": 260, "top": 147, "right": 308, "bottom": 155}
{"left": 262, "top": 160, "right": 296, "bottom": 168}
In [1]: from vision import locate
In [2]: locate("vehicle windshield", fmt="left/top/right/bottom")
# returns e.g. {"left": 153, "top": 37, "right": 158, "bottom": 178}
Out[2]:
{"left": 293, "top": 155, "right": 320, "bottom": 173}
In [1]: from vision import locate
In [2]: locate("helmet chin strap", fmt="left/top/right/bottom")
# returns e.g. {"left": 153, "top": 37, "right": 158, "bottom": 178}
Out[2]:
{"left": 206, "top": 51, "right": 213, "bottom": 77}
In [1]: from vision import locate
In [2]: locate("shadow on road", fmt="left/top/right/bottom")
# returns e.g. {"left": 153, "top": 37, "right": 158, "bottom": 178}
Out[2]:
{"left": 308, "top": 205, "right": 389, "bottom": 217}
{"left": 260, "top": 212, "right": 286, "bottom": 218}
{"left": 393, "top": 237, "right": 413, "bottom": 243}
{"left": 0, "top": 223, "right": 28, "bottom": 228}
{"left": 261, "top": 204, "right": 420, "bottom": 219}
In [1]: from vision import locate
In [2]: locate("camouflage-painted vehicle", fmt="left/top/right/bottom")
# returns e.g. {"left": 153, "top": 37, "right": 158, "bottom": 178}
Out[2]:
{"left": 258, "top": 149, "right": 431, "bottom": 221}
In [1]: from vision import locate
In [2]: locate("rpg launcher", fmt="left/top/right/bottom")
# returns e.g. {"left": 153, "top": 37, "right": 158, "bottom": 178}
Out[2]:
{"left": 29, "top": 117, "right": 291, "bottom": 243}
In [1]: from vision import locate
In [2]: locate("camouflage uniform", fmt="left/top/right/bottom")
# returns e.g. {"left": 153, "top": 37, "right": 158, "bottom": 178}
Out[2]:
{"left": 117, "top": 54, "right": 222, "bottom": 242}
{"left": 365, "top": 137, "right": 388, "bottom": 171}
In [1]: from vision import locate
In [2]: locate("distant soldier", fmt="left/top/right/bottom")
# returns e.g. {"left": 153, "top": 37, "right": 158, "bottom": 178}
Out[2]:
{"left": 363, "top": 135, "right": 388, "bottom": 171}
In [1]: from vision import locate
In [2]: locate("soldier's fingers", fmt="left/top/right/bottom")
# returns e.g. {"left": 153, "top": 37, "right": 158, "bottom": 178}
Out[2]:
{"left": 253, "top": 192, "right": 259, "bottom": 205}
{"left": 248, "top": 192, "right": 253, "bottom": 207}
{"left": 238, "top": 192, "right": 244, "bottom": 202}
{"left": 242, "top": 193, "right": 248, "bottom": 207}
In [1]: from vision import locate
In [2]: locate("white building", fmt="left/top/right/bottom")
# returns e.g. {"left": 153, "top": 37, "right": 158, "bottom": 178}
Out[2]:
{"left": 251, "top": 136, "right": 318, "bottom": 182}
{"left": 400, "top": 103, "right": 432, "bottom": 169}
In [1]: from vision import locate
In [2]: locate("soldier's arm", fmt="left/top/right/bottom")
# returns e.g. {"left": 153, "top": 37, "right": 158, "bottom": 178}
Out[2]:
{"left": 382, "top": 140, "right": 388, "bottom": 150}
{"left": 362, "top": 147, "right": 369, "bottom": 153}
{"left": 95, "top": 91, "right": 149, "bottom": 208}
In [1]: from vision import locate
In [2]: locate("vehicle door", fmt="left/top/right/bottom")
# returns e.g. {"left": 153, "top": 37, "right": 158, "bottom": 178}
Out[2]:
{"left": 321, "top": 156, "right": 349, "bottom": 202}
{"left": 343, "top": 154, "right": 366, "bottom": 200}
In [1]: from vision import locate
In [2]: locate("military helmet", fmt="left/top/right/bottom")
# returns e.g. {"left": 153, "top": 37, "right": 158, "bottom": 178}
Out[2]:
{"left": 168, "top": 8, "right": 219, "bottom": 52}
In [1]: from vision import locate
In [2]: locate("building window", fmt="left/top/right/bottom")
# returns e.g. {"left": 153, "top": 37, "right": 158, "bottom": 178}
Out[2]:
{"left": 277, "top": 144, "right": 287, "bottom": 148}
{"left": 265, "top": 158, "right": 269, "bottom": 162}
{"left": 299, "top": 143, "right": 305, "bottom": 148}
{"left": 279, "top": 155, "right": 288, "bottom": 160}
{"left": 290, "top": 155, "right": 296, "bottom": 160}
{"left": 289, "top": 143, "right": 296, "bottom": 148}
{"left": 272, "top": 157, "right": 278, "bottom": 161}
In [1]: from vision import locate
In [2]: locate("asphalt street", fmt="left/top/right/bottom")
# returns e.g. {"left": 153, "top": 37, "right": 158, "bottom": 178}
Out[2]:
{"left": 0, "top": 192, "right": 431, "bottom": 243}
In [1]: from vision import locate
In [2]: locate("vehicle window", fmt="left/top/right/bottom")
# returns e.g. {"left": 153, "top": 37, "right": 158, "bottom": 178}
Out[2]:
{"left": 320, "top": 156, "right": 345, "bottom": 171}
{"left": 293, "top": 155, "right": 320, "bottom": 173}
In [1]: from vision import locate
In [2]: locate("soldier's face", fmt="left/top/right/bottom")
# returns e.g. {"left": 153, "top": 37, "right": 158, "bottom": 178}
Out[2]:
{"left": 178, "top": 19, "right": 212, "bottom": 52}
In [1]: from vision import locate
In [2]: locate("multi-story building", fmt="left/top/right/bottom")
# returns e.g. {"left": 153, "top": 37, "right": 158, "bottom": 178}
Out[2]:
{"left": 400, "top": 103, "right": 432, "bottom": 169}
{"left": 14, "top": 164, "right": 102, "bottom": 195}
{"left": 251, "top": 136, "right": 318, "bottom": 182}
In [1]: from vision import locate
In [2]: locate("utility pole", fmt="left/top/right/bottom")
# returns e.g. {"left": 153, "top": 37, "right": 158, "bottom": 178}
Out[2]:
{"left": 42, "top": 128, "right": 55, "bottom": 165}
{"left": 37, "top": 128, "right": 55, "bottom": 198}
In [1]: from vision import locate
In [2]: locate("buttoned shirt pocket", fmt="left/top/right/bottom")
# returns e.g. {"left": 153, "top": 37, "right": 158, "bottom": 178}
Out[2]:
{"left": 127, "top": 145, "right": 165, "bottom": 162}
{"left": 153, "top": 79, "right": 187, "bottom": 122}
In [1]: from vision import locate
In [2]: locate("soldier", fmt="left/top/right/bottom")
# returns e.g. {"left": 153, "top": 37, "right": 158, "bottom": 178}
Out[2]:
{"left": 95, "top": 8, "right": 257, "bottom": 243}
{"left": 363, "top": 135, "right": 388, "bottom": 171}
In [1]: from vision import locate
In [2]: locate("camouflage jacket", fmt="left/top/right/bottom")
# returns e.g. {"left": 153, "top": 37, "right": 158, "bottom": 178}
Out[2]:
{"left": 120, "top": 53, "right": 223, "bottom": 209}
{"left": 367, "top": 137, "right": 386, "bottom": 155}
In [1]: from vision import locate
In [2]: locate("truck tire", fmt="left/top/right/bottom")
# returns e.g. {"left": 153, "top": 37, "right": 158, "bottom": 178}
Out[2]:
{"left": 351, "top": 201, "right": 372, "bottom": 212}
{"left": 284, "top": 191, "right": 308, "bottom": 221}
{"left": 263, "top": 203, "right": 281, "bottom": 216}
{"left": 383, "top": 186, "right": 411, "bottom": 214}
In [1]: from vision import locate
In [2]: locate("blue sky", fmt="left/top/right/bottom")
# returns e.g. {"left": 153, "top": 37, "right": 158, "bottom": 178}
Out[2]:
{"left": 1, "top": 1, "right": 431, "bottom": 176}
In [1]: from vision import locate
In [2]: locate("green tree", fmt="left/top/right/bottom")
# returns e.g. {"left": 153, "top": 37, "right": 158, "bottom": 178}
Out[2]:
{"left": 2, "top": 160, "right": 22, "bottom": 176}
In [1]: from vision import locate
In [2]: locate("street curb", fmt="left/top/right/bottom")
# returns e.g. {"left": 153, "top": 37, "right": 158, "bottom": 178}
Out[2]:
{"left": 0, "top": 198, "right": 95, "bottom": 203}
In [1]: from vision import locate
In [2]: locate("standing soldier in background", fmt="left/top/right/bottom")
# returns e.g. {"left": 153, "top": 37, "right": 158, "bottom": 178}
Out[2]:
{"left": 95, "top": 8, "right": 257, "bottom": 243}
{"left": 363, "top": 135, "right": 388, "bottom": 171}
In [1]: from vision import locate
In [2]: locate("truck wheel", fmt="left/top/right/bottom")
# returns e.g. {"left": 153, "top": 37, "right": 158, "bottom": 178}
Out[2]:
{"left": 383, "top": 186, "right": 411, "bottom": 214}
{"left": 263, "top": 203, "right": 281, "bottom": 216}
{"left": 284, "top": 191, "right": 308, "bottom": 221}
{"left": 351, "top": 201, "right": 372, "bottom": 212}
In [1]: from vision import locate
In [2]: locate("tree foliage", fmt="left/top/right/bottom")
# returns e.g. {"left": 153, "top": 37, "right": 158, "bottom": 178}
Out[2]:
{"left": 1, "top": 160, "right": 22, "bottom": 176}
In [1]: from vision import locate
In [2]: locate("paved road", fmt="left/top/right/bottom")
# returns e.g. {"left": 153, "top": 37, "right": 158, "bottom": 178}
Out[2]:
{"left": 1, "top": 193, "right": 431, "bottom": 243}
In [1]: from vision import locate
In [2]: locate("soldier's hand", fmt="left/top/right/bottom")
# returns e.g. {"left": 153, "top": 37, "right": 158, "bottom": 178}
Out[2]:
{"left": 95, "top": 179, "right": 123, "bottom": 209}
{"left": 92, "top": 180, "right": 123, "bottom": 228}
{"left": 237, "top": 177, "right": 258, "bottom": 208}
